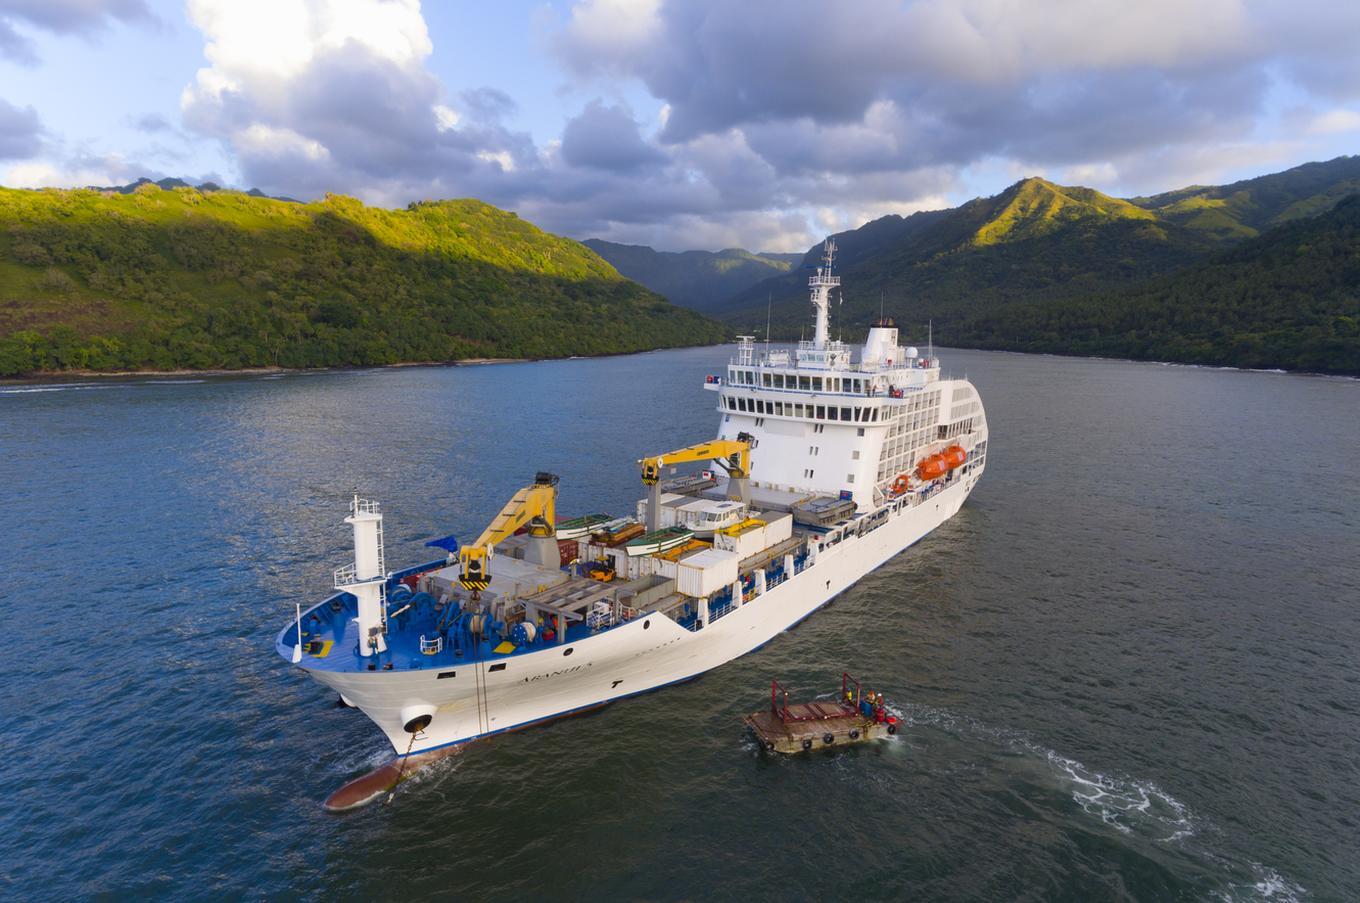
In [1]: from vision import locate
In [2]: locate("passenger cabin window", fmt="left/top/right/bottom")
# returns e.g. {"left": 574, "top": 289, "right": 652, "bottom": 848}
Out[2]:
{"left": 812, "top": 377, "right": 823, "bottom": 391}
{"left": 762, "top": 373, "right": 772, "bottom": 387}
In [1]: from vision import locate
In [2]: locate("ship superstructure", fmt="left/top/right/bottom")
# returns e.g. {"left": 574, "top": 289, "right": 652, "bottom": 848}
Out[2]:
{"left": 277, "top": 239, "right": 988, "bottom": 774}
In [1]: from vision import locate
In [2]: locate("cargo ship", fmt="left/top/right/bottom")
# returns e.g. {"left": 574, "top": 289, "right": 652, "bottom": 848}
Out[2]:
{"left": 277, "top": 240, "right": 988, "bottom": 803}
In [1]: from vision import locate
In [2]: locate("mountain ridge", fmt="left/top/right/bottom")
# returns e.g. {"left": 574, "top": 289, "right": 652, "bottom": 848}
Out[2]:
{"left": 0, "top": 183, "right": 726, "bottom": 376}
{"left": 582, "top": 239, "right": 800, "bottom": 313}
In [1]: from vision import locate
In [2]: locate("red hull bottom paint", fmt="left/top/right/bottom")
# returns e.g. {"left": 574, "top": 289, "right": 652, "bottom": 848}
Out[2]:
{"left": 323, "top": 747, "right": 459, "bottom": 812}
{"left": 322, "top": 700, "right": 616, "bottom": 811}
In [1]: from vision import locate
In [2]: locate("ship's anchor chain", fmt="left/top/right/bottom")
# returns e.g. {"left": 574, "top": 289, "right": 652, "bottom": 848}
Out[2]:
{"left": 384, "top": 730, "right": 419, "bottom": 806}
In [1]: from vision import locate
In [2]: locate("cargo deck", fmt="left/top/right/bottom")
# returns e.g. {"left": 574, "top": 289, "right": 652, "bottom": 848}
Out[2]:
{"left": 743, "top": 674, "right": 898, "bottom": 753}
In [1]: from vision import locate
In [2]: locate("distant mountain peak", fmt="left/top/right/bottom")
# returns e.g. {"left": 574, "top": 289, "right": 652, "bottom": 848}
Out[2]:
{"left": 971, "top": 177, "right": 1155, "bottom": 247}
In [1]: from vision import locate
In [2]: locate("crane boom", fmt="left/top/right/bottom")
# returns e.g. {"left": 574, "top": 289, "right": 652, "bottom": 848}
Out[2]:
{"left": 458, "top": 472, "right": 559, "bottom": 593}
{"left": 639, "top": 433, "right": 756, "bottom": 531}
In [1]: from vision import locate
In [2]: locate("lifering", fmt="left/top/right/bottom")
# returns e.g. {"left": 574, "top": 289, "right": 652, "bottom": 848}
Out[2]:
{"left": 887, "top": 724, "right": 897, "bottom": 735}
{"left": 891, "top": 475, "right": 910, "bottom": 494}
{"left": 802, "top": 738, "right": 813, "bottom": 750}
{"left": 823, "top": 733, "right": 835, "bottom": 745}
{"left": 849, "top": 729, "right": 860, "bottom": 740}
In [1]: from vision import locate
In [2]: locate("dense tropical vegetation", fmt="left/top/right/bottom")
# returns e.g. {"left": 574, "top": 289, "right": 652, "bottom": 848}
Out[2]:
{"left": 0, "top": 183, "right": 727, "bottom": 376}
{"left": 957, "top": 194, "right": 1360, "bottom": 373}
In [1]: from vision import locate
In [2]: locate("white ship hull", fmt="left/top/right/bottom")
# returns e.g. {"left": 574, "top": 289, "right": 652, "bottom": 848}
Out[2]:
{"left": 306, "top": 471, "right": 979, "bottom": 755}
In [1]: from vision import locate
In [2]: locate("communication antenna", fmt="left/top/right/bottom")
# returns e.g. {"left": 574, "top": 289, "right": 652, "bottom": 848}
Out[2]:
{"left": 765, "top": 293, "right": 772, "bottom": 354}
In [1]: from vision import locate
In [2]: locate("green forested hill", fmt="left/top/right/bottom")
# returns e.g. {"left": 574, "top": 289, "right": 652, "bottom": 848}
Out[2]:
{"left": 723, "top": 177, "right": 1213, "bottom": 333}
{"left": 582, "top": 239, "right": 799, "bottom": 312}
{"left": 0, "top": 184, "right": 726, "bottom": 376}
{"left": 955, "top": 194, "right": 1360, "bottom": 373}
{"left": 1131, "top": 155, "right": 1360, "bottom": 241}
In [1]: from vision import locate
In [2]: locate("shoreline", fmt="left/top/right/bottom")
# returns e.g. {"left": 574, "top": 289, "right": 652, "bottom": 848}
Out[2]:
{"left": 0, "top": 346, "right": 721, "bottom": 386}
{"left": 3, "top": 342, "right": 1354, "bottom": 385}
{"left": 0, "top": 357, "right": 535, "bottom": 385}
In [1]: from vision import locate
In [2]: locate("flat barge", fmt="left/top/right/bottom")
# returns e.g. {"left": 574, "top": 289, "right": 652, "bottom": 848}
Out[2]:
{"left": 744, "top": 674, "right": 898, "bottom": 753}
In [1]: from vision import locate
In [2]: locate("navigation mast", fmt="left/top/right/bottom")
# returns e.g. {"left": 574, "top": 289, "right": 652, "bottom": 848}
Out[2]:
{"left": 808, "top": 238, "right": 840, "bottom": 349}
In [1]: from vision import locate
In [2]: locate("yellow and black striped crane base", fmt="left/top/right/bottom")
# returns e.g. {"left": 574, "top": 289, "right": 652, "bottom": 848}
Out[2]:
{"left": 459, "top": 577, "right": 490, "bottom": 592}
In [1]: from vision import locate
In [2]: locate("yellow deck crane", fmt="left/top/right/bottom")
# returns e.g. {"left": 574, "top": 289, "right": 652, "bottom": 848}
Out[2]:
{"left": 639, "top": 432, "right": 756, "bottom": 532}
{"left": 458, "top": 472, "right": 560, "bottom": 595}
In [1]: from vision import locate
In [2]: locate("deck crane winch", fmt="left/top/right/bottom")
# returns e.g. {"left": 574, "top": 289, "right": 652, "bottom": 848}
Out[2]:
{"left": 639, "top": 433, "right": 756, "bottom": 532}
{"left": 458, "top": 472, "right": 560, "bottom": 595}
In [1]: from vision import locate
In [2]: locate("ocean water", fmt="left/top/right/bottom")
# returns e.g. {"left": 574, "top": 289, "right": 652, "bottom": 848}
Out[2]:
{"left": 1, "top": 346, "right": 1357, "bottom": 900}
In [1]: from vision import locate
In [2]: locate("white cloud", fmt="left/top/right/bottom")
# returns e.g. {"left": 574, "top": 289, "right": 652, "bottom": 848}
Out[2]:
{"left": 1306, "top": 109, "right": 1360, "bottom": 134}
{"left": 235, "top": 123, "right": 330, "bottom": 162}
{"left": 433, "top": 103, "right": 460, "bottom": 131}
{"left": 476, "top": 150, "right": 515, "bottom": 172}
{"left": 4, "top": 153, "right": 142, "bottom": 188}
{"left": 556, "top": 0, "right": 661, "bottom": 75}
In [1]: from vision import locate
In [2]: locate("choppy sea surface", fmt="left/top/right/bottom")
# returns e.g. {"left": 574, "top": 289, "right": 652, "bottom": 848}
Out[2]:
{"left": 1, "top": 346, "right": 1357, "bottom": 900}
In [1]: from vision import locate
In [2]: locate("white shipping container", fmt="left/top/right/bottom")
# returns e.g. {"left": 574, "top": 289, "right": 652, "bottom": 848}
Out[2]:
{"left": 713, "top": 523, "right": 766, "bottom": 559}
{"left": 676, "top": 548, "right": 739, "bottom": 598}
{"left": 763, "top": 512, "right": 793, "bottom": 546}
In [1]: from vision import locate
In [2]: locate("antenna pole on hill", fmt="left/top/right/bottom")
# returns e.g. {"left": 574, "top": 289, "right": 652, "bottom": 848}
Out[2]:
{"left": 928, "top": 319, "right": 933, "bottom": 363}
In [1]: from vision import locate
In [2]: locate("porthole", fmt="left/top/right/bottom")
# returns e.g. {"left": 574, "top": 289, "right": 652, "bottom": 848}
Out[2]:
{"left": 563, "top": 647, "right": 574, "bottom": 656}
{"left": 643, "top": 620, "right": 651, "bottom": 629}
{"left": 488, "top": 663, "right": 506, "bottom": 672}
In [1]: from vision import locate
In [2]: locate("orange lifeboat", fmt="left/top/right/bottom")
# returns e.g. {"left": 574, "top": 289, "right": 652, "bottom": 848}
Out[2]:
{"left": 914, "top": 453, "right": 948, "bottom": 481}
{"left": 915, "top": 445, "right": 968, "bottom": 482}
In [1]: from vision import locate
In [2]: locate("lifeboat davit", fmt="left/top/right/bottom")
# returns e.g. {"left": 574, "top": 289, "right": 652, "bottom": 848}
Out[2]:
{"left": 914, "top": 445, "right": 967, "bottom": 482}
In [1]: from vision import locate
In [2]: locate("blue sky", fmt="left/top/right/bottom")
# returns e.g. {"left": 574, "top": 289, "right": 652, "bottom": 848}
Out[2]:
{"left": 2, "top": 0, "right": 1358, "bottom": 251}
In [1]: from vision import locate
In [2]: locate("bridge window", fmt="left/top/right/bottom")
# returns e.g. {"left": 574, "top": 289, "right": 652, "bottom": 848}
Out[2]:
{"left": 762, "top": 372, "right": 772, "bottom": 387}
{"left": 841, "top": 407, "right": 852, "bottom": 420}
{"left": 812, "top": 377, "right": 823, "bottom": 391}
